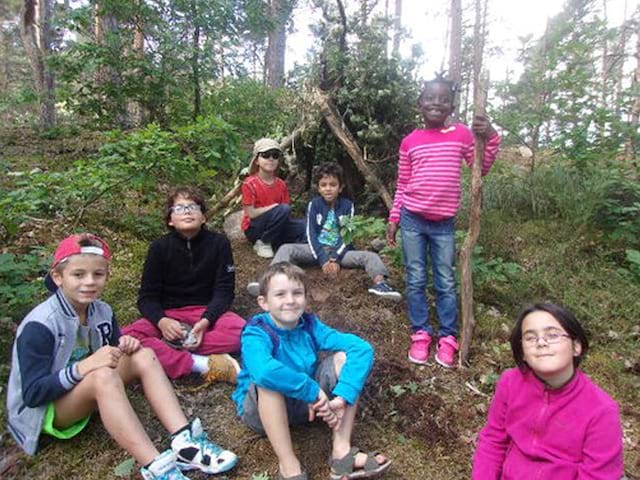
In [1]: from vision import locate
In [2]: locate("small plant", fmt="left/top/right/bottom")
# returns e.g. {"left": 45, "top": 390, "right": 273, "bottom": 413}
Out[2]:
{"left": 0, "top": 249, "right": 50, "bottom": 320}
{"left": 251, "top": 472, "right": 271, "bottom": 480}
{"left": 339, "top": 215, "right": 387, "bottom": 247}
{"left": 624, "top": 249, "right": 640, "bottom": 282}
{"left": 390, "top": 381, "right": 420, "bottom": 397}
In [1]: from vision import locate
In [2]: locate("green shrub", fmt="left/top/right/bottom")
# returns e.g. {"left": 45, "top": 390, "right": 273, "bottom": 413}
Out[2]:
{"left": 0, "top": 249, "right": 50, "bottom": 320}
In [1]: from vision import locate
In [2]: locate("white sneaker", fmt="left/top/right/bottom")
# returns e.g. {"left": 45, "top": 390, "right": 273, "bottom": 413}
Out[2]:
{"left": 247, "top": 281, "right": 260, "bottom": 297}
{"left": 253, "top": 239, "right": 274, "bottom": 258}
{"left": 140, "top": 450, "right": 191, "bottom": 480}
{"left": 171, "top": 418, "right": 238, "bottom": 474}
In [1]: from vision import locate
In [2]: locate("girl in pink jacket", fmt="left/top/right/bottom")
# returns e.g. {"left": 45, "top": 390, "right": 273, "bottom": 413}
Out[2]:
{"left": 473, "top": 303, "right": 624, "bottom": 480}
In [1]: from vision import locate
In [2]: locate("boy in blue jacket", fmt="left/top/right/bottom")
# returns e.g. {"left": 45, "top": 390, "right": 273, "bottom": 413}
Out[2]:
{"left": 247, "top": 162, "right": 401, "bottom": 301}
{"left": 233, "top": 262, "right": 392, "bottom": 480}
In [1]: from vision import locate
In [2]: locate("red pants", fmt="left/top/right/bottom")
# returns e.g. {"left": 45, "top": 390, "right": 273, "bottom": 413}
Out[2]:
{"left": 122, "top": 306, "right": 245, "bottom": 379}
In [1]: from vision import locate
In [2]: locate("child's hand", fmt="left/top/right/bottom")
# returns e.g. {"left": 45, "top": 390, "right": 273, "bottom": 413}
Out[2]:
{"left": 158, "top": 317, "right": 186, "bottom": 341}
{"left": 185, "top": 318, "right": 209, "bottom": 351}
{"left": 322, "top": 261, "right": 340, "bottom": 277}
{"left": 386, "top": 222, "right": 399, "bottom": 247}
{"left": 78, "top": 345, "right": 123, "bottom": 376}
{"left": 118, "top": 335, "right": 141, "bottom": 355}
{"left": 312, "top": 390, "right": 341, "bottom": 429}
{"left": 472, "top": 114, "right": 497, "bottom": 140}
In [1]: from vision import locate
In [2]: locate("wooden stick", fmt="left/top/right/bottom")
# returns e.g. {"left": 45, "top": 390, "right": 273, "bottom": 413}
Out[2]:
{"left": 458, "top": 71, "right": 489, "bottom": 367}
{"left": 313, "top": 88, "right": 393, "bottom": 210}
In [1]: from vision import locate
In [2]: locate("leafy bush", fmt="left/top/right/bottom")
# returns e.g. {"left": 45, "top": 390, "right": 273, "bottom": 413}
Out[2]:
{"left": 0, "top": 117, "right": 243, "bottom": 240}
{"left": 482, "top": 160, "right": 640, "bottom": 248}
{"left": 204, "top": 79, "right": 297, "bottom": 142}
{"left": 0, "top": 250, "right": 50, "bottom": 320}
{"left": 339, "top": 214, "right": 386, "bottom": 246}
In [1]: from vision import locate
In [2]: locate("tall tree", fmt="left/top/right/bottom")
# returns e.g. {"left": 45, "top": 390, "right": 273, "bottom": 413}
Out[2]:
{"left": 20, "top": 0, "right": 55, "bottom": 128}
{"left": 625, "top": 11, "right": 639, "bottom": 162}
{"left": 448, "top": 0, "right": 462, "bottom": 119}
{"left": 391, "top": 0, "right": 402, "bottom": 56}
{"left": 265, "top": 0, "right": 293, "bottom": 89}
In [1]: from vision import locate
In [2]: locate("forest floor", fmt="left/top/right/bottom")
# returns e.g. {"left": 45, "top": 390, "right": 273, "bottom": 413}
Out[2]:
{"left": 0, "top": 129, "right": 639, "bottom": 479}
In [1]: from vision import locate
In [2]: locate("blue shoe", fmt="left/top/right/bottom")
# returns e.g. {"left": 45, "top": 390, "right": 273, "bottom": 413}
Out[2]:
{"left": 368, "top": 281, "right": 402, "bottom": 301}
{"left": 171, "top": 418, "right": 238, "bottom": 474}
{"left": 140, "top": 450, "right": 191, "bottom": 480}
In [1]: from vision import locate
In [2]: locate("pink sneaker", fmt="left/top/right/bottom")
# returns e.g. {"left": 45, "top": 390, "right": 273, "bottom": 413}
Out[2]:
{"left": 435, "top": 336, "right": 459, "bottom": 368}
{"left": 408, "top": 330, "right": 432, "bottom": 364}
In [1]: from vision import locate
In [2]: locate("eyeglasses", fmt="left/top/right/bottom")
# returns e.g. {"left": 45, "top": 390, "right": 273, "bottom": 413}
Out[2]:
{"left": 171, "top": 203, "right": 201, "bottom": 215}
{"left": 259, "top": 150, "right": 281, "bottom": 160}
{"left": 522, "top": 332, "right": 571, "bottom": 346}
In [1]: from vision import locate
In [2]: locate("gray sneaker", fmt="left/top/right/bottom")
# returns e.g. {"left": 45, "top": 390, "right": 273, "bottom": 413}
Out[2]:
{"left": 368, "top": 281, "right": 402, "bottom": 301}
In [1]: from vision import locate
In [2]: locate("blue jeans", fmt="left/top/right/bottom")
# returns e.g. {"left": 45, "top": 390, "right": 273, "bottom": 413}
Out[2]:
{"left": 245, "top": 204, "right": 306, "bottom": 250}
{"left": 400, "top": 208, "right": 457, "bottom": 337}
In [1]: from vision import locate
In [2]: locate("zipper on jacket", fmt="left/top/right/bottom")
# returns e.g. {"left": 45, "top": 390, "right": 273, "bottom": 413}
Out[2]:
{"left": 187, "top": 239, "right": 193, "bottom": 268}
{"left": 532, "top": 389, "right": 550, "bottom": 480}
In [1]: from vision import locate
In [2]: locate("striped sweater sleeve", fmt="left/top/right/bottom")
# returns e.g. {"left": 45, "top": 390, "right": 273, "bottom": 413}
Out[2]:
{"left": 462, "top": 131, "right": 501, "bottom": 176}
{"left": 389, "top": 139, "right": 412, "bottom": 223}
{"left": 17, "top": 323, "right": 83, "bottom": 408}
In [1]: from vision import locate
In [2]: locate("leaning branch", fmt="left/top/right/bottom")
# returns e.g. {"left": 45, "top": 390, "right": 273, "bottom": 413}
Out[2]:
{"left": 313, "top": 88, "right": 393, "bottom": 211}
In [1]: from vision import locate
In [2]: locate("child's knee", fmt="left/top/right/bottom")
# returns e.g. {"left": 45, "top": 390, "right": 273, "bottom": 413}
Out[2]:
{"left": 333, "top": 351, "right": 347, "bottom": 375}
{"left": 86, "top": 366, "right": 124, "bottom": 392}
{"left": 128, "top": 347, "right": 160, "bottom": 372}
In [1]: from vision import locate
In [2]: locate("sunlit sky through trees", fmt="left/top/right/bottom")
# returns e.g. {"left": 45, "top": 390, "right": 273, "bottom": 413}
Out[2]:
{"left": 288, "top": 0, "right": 639, "bottom": 82}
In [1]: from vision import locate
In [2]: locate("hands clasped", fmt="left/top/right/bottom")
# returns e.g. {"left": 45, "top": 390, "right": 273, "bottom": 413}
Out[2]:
{"left": 308, "top": 390, "right": 347, "bottom": 431}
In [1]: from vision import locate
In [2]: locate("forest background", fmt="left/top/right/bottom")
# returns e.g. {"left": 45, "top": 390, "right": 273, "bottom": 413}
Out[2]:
{"left": 0, "top": 0, "right": 639, "bottom": 478}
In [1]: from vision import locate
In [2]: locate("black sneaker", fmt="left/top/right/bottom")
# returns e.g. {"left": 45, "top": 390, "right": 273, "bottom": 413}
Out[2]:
{"left": 368, "top": 281, "right": 402, "bottom": 301}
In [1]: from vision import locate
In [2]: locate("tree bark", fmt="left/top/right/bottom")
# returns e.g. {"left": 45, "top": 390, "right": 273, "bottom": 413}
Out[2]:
{"left": 20, "top": 0, "right": 56, "bottom": 128}
{"left": 265, "top": 0, "right": 288, "bottom": 89}
{"left": 624, "top": 14, "right": 639, "bottom": 163}
{"left": 128, "top": 9, "right": 145, "bottom": 126}
{"left": 314, "top": 88, "right": 393, "bottom": 211}
{"left": 448, "top": 0, "right": 462, "bottom": 119}
{"left": 391, "top": 0, "right": 402, "bottom": 56}
{"left": 191, "top": 0, "right": 201, "bottom": 119}
{"left": 458, "top": 0, "right": 489, "bottom": 367}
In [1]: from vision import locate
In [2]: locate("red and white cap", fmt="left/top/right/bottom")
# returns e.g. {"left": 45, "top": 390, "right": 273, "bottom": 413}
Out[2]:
{"left": 52, "top": 233, "right": 112, "bottom": 268}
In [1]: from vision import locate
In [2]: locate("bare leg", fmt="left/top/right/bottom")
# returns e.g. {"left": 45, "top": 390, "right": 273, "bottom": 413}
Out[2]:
{"left": 118, "top": 347, "right": 188, "bottom": 434}
{"left": 329, "top": 352, "right": 387, "bottom": 469}
{"left": 53, "top": 366, "right": 159, "bottom": 465}
{"left": 257, "top": 387, "right": 303, "bottom": 478}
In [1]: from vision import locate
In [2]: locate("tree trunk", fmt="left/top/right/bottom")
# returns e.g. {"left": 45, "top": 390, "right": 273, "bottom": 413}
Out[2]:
{"left": 265, "top": 0, "right": 287, "bottom": 89}
{"left": 391, "top": 0, "right": 402, "bottom": 56}
{"left": 128, "top": 10, "right": 145, "bottom": 126}
{"left": 20, "top": 0, "right": 55, "bottom": 128}
{"left": 314, "top": 88, "right": 393, "bottom": 210}
{"left": 191, "top": 0, "right": 201, "bottom": 119}
{"left": 458, "top": 0, "right": 489, "bottom": 367}
{"left": 448, "top": 0, "right": 462, "bottom": 119}
{"left": 624, "top": 15, "right": 639, "bottom": 163}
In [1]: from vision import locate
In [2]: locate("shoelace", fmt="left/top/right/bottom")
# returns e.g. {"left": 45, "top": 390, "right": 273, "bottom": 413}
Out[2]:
{"left": 194, "top": 430, "right": 223, "bottom": 456}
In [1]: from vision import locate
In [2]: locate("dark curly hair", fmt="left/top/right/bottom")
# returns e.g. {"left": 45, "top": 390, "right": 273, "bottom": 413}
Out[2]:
{"left": 314, "top": 162, "right": 344, "bottom": 186}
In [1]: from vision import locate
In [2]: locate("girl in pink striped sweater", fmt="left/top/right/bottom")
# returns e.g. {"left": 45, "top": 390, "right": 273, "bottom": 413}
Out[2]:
{"left": 386, "top": 76, "right": 501, "bottom": 368}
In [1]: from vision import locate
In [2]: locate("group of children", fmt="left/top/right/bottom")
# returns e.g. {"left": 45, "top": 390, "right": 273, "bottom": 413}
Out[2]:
{"left": 6, "top": 76, "right": 625, "bottom": 479}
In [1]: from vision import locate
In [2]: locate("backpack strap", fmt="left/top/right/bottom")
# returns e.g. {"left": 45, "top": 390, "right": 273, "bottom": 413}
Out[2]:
{"left": 246, "top": 313, "right": 319, "bottom": 357}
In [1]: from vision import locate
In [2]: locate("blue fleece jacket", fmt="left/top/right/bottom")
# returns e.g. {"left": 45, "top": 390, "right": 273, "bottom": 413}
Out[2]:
{"left": 306, "top": 196, "right": 355, "bottom": 266}
{"left": 232, "top": 312, "right": 374, "bottom": 417}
